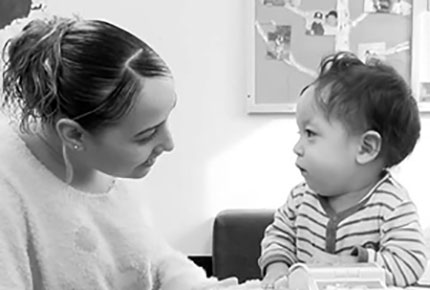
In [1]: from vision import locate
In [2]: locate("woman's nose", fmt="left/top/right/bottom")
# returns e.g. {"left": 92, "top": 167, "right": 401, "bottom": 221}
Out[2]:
{"left": 153, "top": 131, "right": 174, "bottom": 156}
{"left": 163, "top": 131, "right": 174, "bottom": 152}
{"left": 160, "top": 126, "right": 174, "bottom": 152}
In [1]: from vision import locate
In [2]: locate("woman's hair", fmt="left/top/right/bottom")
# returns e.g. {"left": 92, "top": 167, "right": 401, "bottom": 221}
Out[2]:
{"left": 2, "top": 16, "right": 171, "bottom": 133}
{"left": 303, "top": 51, "right": 420, "bottom": 168}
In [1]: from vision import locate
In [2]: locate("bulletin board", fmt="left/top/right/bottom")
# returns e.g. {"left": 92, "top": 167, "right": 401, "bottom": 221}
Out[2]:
{"left": 0, "top": 0, "right": 47, "bottom": 75}
{"left": 0, "top": 0, "right": 31, "bottom": 30}
{"left": 247, "top": 0, "right": 420, "bottom": 113}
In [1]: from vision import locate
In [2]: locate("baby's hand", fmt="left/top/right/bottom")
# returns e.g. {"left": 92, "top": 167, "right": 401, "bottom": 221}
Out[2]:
{"left": 309, "top": 249, "right": 358, "bottom": 265}
{"left": 261, "top": 262, "right": 289, "bottom": 289}
{"left": 309, "top": 249, "right": 339, "bottom": 265}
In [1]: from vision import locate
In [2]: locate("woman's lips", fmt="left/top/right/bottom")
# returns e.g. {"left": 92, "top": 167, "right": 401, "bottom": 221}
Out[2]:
{"left": 144, "top": 157, "right": 156, "bottom": 167}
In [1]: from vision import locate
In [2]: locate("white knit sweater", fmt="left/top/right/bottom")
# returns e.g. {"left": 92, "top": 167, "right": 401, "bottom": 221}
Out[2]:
{"left": 0, "top": 118, "right": 209, "bottom": 290}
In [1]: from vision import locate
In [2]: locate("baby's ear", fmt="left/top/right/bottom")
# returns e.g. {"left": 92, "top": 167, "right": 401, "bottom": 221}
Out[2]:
{"left": 356, "top": 130, "right": 381, "bottom": 164}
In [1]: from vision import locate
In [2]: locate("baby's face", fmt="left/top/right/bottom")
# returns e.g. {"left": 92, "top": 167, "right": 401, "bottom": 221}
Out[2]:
{"left": 293, "top": 86, "right": 361, "bottom": 197}
{"left": 326, "top": 15, "right": 337, "bottom": 27}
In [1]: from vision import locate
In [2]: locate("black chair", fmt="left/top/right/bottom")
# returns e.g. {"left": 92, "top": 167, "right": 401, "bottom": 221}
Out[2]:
{"left": 212, "top": 209, "right": 275, "bottom": 283}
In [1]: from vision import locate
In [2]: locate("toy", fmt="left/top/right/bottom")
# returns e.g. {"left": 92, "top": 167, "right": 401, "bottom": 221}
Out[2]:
{"left": 288, "top": 263, "right": 386, "bottom": 290}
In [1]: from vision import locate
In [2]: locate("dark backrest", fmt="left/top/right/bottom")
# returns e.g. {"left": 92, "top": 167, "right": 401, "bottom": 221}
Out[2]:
{"left": 212, "top": 209, "right": 275, "bottom": 283}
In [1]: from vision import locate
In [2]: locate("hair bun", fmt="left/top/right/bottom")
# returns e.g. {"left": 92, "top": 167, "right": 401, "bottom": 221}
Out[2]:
{"left": 2, "top": 16, "right": 77, "bottom": 129}
{"left": 22, "top": 16, "right": 75, "bottom": 44}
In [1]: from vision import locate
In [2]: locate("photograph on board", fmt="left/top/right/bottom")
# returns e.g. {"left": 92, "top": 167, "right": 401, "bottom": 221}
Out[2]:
{"left": 305, "top": 10, "right": 338, "bottom": 36}
{"left": 363, "top": 0, "right": 411, "bottom": 15}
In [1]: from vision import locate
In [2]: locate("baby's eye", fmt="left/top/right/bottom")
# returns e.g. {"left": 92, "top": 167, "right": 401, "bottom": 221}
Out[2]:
{"left": 305, "top": 129, "right": 316, "bottom": 138}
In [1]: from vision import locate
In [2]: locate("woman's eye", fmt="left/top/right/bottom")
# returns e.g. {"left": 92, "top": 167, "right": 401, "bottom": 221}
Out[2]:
{"left": 137, "top": 129, "right": 157, "bottom": 144}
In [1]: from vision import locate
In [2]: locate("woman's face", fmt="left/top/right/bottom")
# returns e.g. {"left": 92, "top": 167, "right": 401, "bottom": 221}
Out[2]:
{"left": 80, "top": 77, "right": 176, "bottom": 179}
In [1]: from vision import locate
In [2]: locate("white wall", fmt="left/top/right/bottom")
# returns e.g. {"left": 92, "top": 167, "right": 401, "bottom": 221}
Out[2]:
{"left": 48, "top": 0, "right": 430, "bottom": 255}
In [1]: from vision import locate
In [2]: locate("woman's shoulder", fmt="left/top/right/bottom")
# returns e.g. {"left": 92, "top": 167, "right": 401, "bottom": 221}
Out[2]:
{"left": 0, "top": 172, "right": 27, "bottom": 232}
{"left": 0, "top": 115, "right": 58, "bottom": 201}
{"left": 0, "top": 115, "right": 27, "bottom": 159}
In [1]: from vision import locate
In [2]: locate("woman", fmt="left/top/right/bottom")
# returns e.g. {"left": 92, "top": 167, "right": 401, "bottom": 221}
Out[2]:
{"left": 0, "top": 16, "right": 236, "bottom": 290}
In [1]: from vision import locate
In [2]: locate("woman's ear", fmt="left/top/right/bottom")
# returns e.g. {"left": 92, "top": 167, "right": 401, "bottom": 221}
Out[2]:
{"left": 356, "top": 130, "right": 382, "bottom": 164}
{"left": 55, "top": 118, "right": 85, "bottom": 151}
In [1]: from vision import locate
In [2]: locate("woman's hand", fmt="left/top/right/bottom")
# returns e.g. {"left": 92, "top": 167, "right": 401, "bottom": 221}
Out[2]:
{"left": 197, "top": 276, "right": 239, "bottom": 290}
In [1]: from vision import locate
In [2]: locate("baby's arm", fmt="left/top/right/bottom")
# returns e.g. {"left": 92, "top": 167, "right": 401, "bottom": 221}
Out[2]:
{"left": 261, "top": 262, "right": 289, "bottom": 288}
{"left": 356, "top": 201, "right": 427, "bottom": 287}
{"left": 259, "top": 187, "right": 303, "bottom": 286}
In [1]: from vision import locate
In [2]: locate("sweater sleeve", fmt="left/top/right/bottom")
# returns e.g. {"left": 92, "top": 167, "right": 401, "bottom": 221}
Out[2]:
{"left": 259, "top": 186, "right": 302, "bottom": 274}
{"left": 131, "top": 197, "right": 220, "bottom": 290}
{"left": 360, "top": 200, "right": 427, "bottom": 287}
{"left": 0, "top": 180, "right": 32, "bottom": 290}
{"left": 152, "top": 237, "right": 219, "bottom": 290}
{"left": 137, "top": 206, "right": 216, "bottom": 290}
{"left": 154, "top": 240, "right": 205, "bottom": 290}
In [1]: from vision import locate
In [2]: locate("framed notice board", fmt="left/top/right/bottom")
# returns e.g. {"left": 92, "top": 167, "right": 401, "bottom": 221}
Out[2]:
{"left": 0, "top": 0, "right": 47, "bottom": 73}
{"left": 247, "top": 0, "right": 429, "bottom": 113}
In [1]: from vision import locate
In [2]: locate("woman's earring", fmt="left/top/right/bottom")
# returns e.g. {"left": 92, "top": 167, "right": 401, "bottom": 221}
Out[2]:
{"left": 73, "top": 144, "right": 80, "bottom": 150}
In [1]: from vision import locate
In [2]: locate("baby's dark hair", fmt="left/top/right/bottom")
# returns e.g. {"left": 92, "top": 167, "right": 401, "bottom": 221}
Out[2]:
{"left": 326, "top": 10, "right": 338, "bottom": 19}
{"left": 2, "top": 16, "right": 171, "bottom": 133}
{"left": 307, "top": 51, "right": 420, "bottom": 168}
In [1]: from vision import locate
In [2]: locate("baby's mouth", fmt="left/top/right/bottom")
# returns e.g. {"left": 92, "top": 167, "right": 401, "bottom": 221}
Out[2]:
{"left": 296, "top": 164, "right": 307, "bottom": 175}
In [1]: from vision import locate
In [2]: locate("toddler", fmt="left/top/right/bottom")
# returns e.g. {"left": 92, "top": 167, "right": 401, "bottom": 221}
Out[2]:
{"left": 259, "top": 52, "right": 427, "bottom": 288}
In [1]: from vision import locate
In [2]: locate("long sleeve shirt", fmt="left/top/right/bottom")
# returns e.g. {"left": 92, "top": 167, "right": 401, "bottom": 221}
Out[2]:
{"left": 259, "top": 173, "right": 427, "bottom": 287}
{"left": 0, "top": 117, "right": 211, "bottom": 290}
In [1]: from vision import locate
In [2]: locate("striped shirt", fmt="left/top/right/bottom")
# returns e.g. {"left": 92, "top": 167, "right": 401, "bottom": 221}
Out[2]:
{"left": 259, "top": 173, "right": 427, "bottom": 287}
